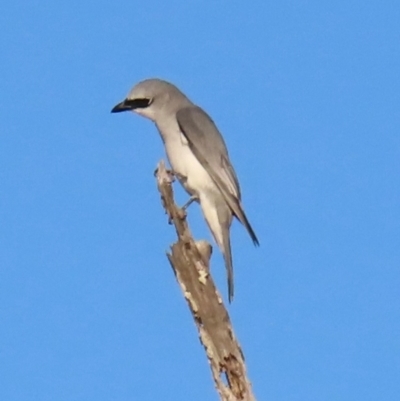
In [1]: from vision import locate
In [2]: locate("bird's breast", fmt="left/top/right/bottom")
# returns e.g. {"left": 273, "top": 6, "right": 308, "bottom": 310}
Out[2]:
{"left": 161, "top": 127, "right": 216, "bottom": 197}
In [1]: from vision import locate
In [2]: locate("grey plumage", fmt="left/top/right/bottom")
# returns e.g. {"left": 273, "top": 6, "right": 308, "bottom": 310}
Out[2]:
{"left": 111, "top": 78, "right": 258, "bottom": 301}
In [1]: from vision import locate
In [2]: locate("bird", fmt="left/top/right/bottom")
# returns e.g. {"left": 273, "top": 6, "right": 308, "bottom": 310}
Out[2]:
{"left": 111, "top": 78, "right": 258, "bottom": 301}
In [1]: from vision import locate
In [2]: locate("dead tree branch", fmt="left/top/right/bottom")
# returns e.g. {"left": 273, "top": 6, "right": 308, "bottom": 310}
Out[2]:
{"left": 155, "top": 160, "right": 256, "bottom": 401}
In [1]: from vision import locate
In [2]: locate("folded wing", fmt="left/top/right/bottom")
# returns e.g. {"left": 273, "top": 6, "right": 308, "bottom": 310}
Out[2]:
{"left": 176, "top": 106, "right": 259, "bottom": 245}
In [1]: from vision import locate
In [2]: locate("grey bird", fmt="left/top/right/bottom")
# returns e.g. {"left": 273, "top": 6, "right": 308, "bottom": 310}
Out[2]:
{"left": 111, "top": 78, "right": 259, "bottom": 301}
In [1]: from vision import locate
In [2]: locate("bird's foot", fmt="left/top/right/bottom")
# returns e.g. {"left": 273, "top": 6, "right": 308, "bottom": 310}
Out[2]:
{"left": 176, "top": 207, "right": 187, "bottom": 220}
{"left": 154, "top": 166, "right": 175, "bottom": 183}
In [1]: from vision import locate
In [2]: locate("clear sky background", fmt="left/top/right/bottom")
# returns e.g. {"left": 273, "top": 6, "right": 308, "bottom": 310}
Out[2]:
{"left": 1, "top": 1, "right": 399, "bottom": 400}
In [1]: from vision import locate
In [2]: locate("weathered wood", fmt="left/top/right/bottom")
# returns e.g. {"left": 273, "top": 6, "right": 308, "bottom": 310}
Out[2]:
{"left": 155, "top": 160, "right": 256, "bottom": 401}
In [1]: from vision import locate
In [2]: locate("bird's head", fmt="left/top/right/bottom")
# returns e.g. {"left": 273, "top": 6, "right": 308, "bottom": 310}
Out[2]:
{"left": 111, "top": 78, "right": 189, "bottom": 122}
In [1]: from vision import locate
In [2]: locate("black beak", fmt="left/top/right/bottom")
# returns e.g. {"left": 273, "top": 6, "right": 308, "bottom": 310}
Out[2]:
{"left": 111, "top": 98, "right": 151, "bottom": 113}
{"left": 111, "top": 100, "right": 132, "bottom": 113}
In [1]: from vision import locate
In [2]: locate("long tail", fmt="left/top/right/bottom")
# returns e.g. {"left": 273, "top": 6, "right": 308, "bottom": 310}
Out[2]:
{"left": 201, "top": 195, "right": 236, "bottom": 302}
{"left": 220, "top": 225, "right": 234, "bottom": 302}
{"left": 215, "top": 203, "right": 235, "bottom": 302}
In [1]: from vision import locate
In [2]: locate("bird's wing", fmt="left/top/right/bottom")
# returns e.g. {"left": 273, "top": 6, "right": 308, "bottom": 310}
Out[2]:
{"left": 176, "top": 106, "right": 259, "bottom": 245}
{"left": 177, "top": 106, "right": 240, "bottom": 198}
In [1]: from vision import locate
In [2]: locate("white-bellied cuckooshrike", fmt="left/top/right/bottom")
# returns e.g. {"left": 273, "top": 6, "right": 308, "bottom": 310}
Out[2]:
{"left": 112, "top": 78, "right": 259, "bottom": 301}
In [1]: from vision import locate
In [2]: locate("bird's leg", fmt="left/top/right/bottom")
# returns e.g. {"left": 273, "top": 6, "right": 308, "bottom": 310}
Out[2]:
{"left": 154, "top": 165, "right": 196, "bottom": 217}
{"left": 165, "top": 171, "right": 197, "bottom": 210}
{"left": 181, "top": 195, "right": 198, "bottom": 210}
{"left": 176, "top": 196, "right": 197, "bottom": 220}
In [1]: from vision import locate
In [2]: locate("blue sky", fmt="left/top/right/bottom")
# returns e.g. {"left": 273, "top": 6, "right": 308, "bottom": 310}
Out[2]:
{"left": 1, "top": 1, "right": 399, "bottom": 400}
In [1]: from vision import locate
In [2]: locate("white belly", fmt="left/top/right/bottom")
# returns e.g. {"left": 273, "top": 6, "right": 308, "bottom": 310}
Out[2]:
{"left": 164, "top": 131, "right": 216, "bottom": 196}
{"left": 156, "top": 120, "right": 226, "bottom": 247}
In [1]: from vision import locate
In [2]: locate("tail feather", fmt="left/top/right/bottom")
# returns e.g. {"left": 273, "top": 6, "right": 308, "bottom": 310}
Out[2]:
{"left": 211, "top": 178, "right": 259, "bottom": 246}
{"left": 216, "top": 204, "right": 235, "bottom": 302}
{"left": 200, "top": 194, "right": 236, "bottom": 302}
{"left": 221, "top": 227, "right": 234, "bottom": 303}
{"left": 198, "top": 161, "right": 259, "bottom": 247}
{"left": 235, "top": 202, "right": 259, "bottom": 246}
